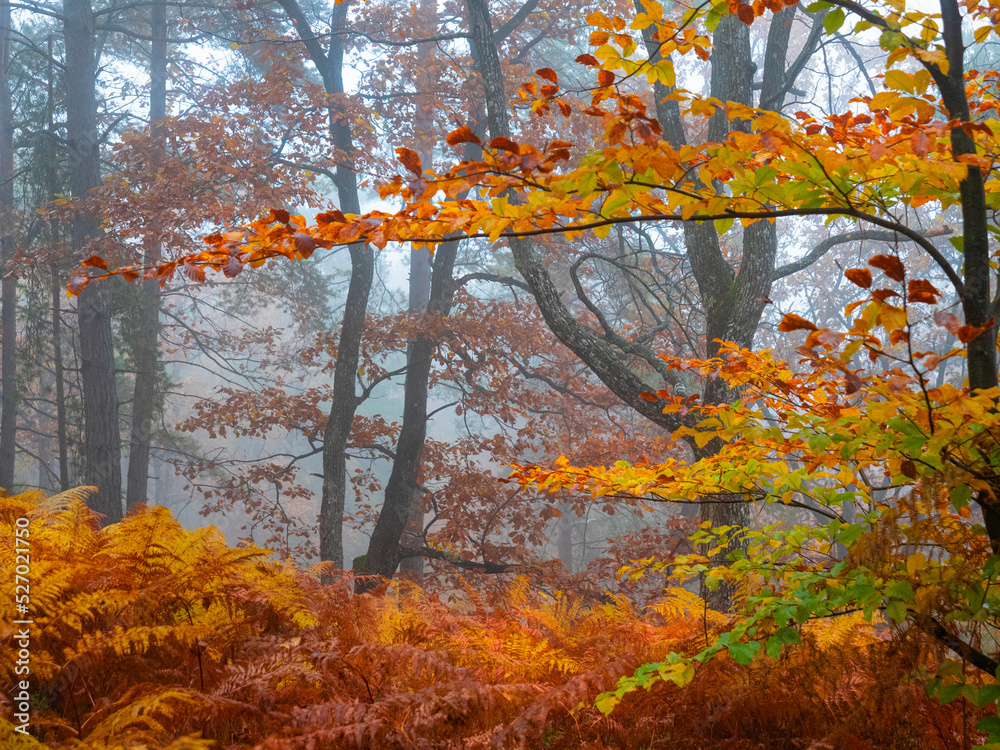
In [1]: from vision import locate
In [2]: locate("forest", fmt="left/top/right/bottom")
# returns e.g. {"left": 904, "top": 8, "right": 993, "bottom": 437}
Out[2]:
{"left": 2, "top": 0, "right": 1000, "bottom": 746}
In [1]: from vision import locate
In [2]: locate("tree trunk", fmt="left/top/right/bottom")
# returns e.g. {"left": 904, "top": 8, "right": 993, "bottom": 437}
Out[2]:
{"left": 274, "top": 0, "right": 375, "bottom": 568}
{"left": 0, "top": 0, "right": 16, "bottom": 491}
{"left": 126, "top": 0, "right": 166, "bottom": 511}
{"left": 66, "top": 0, "right": 122, "bottom": 523}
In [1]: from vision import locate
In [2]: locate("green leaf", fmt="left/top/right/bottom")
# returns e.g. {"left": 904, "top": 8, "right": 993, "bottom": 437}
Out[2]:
{"left": 951, "top": 484, "right": 972, "bottom": 510}
{"left": 938, "top": 683, "right": 962, "bottom": 704}
{"left": 823, "top": 7, "right": 845, "bottom": 34}
{"left": 727, "top": 641, "right": 760, "bottom": 665}
{"left": 885, "top": 599, "right": 907, "bottom": 623}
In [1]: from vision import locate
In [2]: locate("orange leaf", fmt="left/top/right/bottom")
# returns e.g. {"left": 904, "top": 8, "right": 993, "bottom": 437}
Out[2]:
{"left": 907, "top": 278, "right": 941, "bottom": 304}
{"left": 446, "top": 125, "right": 482, "bottom": 147}
{"left": 868, "top": 254, "right": 906, "bottom": 282}
{"left": 638, "top": 391, "right": 658, "bottom": 401}
{"left": 316, "top": 209, "right": 347, "bottom": 224}
{"left": 536, "top": 67, "right": 558, "bottom": 83}
{"left": 844, "top": 268, "right": 872, "bottom": 289}
{"left": 958, "top": 319, "right": 994, "bottom": 343}
{"left": 576, "top": 54, "right": 599, "bottom": 66}
{"left": 121, "top": 268, "right": 140, "bottom": 283}
{"left": 67, "top": 274, "right": 89, "bottom": 297}
{"left": 80, "top": 253, "right": 108, "bottom": 271}
{"left": 598, "top": 70, "right": 615, "bottom": 87}
{"left": 778, "top": 313, "right": 818, "bottom": 332}
{"left": 489, "top": 136, "right": 520, "bottom": 153}
{"left": 396, "top": 147, "right": 422, "bottom": 174}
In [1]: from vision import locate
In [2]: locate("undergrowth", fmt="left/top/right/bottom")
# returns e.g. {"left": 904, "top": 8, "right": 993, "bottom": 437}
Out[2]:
{"left": 0, "top": 489, "right": 987, "bottom": 748}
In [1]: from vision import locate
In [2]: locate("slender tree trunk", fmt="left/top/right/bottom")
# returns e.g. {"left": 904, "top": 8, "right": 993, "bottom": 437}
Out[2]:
{"left": 0, "top": 0, "right": 16, "bottom": 490}
{"left": 51, "top": 271, "right": 69, "bottom": 491}
{"left": 126, "top": 0, "right": 166, "bottom": 511}
{"left": 397, "top": 0, "right": 437, "bottom": 585}
{"left": 274, "top": 0, "right": 374, "bottom": 567}
{"left": 66, "top": 0, "right": 122, "bottom": 523}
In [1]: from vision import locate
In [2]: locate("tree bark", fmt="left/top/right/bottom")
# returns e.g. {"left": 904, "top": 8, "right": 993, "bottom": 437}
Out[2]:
{"left": 0, "top": 0, "right": 16, "bottom": 491}
{"left": 126, "top": 0, "right": 166, "bottom": 511}
{"left": 66, "top": 0, "right": 122, "bottom": 523}
{"left": 275, "top": 0, "right": 374, "bottom": 567}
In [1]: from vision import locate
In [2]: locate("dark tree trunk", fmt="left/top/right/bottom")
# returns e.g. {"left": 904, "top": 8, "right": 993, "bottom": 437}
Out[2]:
{"left": 275, "top": 0, "right": 374, "bottom": 568}
{"left": 126, "top": 0, "right": 166, "bottom": 511}
{"left": 66, "top": 0, "right": 122, "bottom": 523}
{"left": 0, "top": 0, "right": 16, "bottom": 491}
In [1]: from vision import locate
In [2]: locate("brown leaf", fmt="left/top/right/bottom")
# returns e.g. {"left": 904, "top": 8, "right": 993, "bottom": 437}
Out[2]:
{"left": 293, "top": 233, "right": 317, "bottom": 258}
{"left": 844, "top": 268, "right": 872, "bottom": 289}
{"left": 576, "top": 54, "right": 599, "bottom": 66}
{"left": 536, "top": 67, "right": 559, "bottom": 84}
{"left": 598, "top": 70, "right": 615, "bottom": 87}
{"left": 222, "top": 256, "right": 244, "bottom": 278}
{"left": 933, "top": 310, "right": 962, "bottom": 335}
{"left": 844, "top": 369, "right": 863, "bottom": 394}
{"left": 269, "top": 208, "right": 291, "bottom": 224}
{"left": 446, "top": 125, "right": 482, "bottom": 147}
{"left": 778, "top": 313, "right": 818, "bottom": 332}
{"left": 316, "top": 209, "right": 347, "bottom": 224}
{"left": 868, "top": 254, "right": 906, "bottom": 282}
{"left": 872, "top": 288, "right": 901, "bottom": 303}
{"left": 907, "top": 278, "right": 941, "bottom": 304}
{"left": 121, "top": 268, "right": 140, "bottom": 282}
{"left": 900, "top": 459, "right": 917, "bottom": 478}
{"left": 184, "top": 262, "right": 206, "bottom": 283}
{"left": 736, "top": 3, "right": 755, "bottom": 24}
{"left": 910, "top": 130, "right": 931, "bottom": 157}
{"left": 396, "top": 147, "right": 422, "bottom": 174}
{"left": 80, "top": 253, "right": 108, "bottom": 270}
{"left": 489, "top": 136, "right": 520, "bottom": 153}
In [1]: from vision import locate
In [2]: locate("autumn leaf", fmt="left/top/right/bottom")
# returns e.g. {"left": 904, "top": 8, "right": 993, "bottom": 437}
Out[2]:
{"left": 293, "top": 232, "right": 317, "bottom": 258}
{"left": 81, "top": 253, "right": 109, "bottom": 270}
{"left": 778, "top": 313, "right": 818, "bottom": 332}
{"left": 446, "top": 126, "right": 482, "bottom": 146}
{"left": 396, "top": 147, "right": 423, "bottom": 174}
{"left": 868, "top": 254, "right": 906, "bottom": 282}
{"left": 598, "top": 70, "right": 616, "bottom": 87}
{"left": 576, "top": 53, "right": 599, "bottom": 66}
{"left": 489, "top": 136, "right": 520, "bottom": 153}
{"left": 67, "top": 274, "right": 90, "bottom": 297}
{"left": 222, "top": 256, "right": 244, "bottom": 278}
{"left": 845, "top": 268, "right": 872, "bottom": 289}
{"left": 269, "top": 208, "right": 291, "bottom": 224}
{"left": 536, "top": 68, "right": 558, "bottom": 84}
{"left": 907, "top": 278, "right": 942, "bottom": 304}
{"left": 933, "top": 310, "right": 963, "bottom": 335}
{"left": 736, "top": 3, "right": 755, "bottom": 24}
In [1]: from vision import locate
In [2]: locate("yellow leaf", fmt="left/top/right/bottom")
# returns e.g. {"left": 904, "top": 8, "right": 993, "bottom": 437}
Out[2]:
{"left": 906, "top": 551, "right": 927, "bottom": 576}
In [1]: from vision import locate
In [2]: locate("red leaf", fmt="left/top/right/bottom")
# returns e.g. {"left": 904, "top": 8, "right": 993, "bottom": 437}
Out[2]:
{"left": 736, "top": 3, "right": 755, "bottom": 23}
{"left": 396, "top": 147, "right": 422, "bottom": 174}
{"left": 598, "top": 70, "right": 615, "bottom": 87}
{"left": 844, "top": 268, "right": 872, "bottom": 289}
{"left": 489, "top": 136, "right": 520, "bottom": 153}
{"left": 80, "top": 253, "right": 108, "bottom": 270}
{"left": 557, "top": 101, "right": 572, "bottom": 117}
{"left": 536, "top": 68, "right": 558, "bottom": 83}
{"left": 576, "top": 54, "right": 599, "bottom": 66}
{"left": 446, "top": 125, "right": 482, "bottom": 147}
{"left": 868, "top": 254, "right": 906, "bottom": 282}
{"left": 907, "top": 278, "right": 942, "bottom": 304}
{"left": 778, "top": 313, "right": 818, "bottom": 332}
{"left": 269, "top": 208, "right": 291, "bottom": 224}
